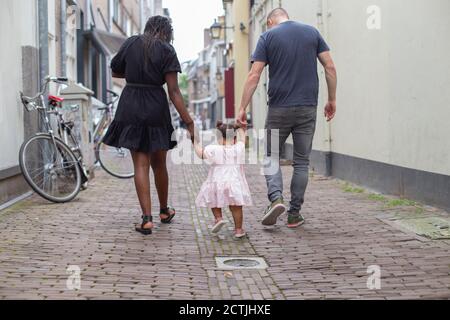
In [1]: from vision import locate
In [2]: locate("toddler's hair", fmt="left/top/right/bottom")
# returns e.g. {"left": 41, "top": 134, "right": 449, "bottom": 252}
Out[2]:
{"left": 216, "top": 120, "right": 240, "bottom": 140}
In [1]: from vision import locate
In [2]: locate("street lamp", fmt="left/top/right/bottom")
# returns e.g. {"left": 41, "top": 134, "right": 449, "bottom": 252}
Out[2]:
{"left": 216, "top": 69, "right": 223, "bottom": 81}
{"left": 210, "top": 19, "right": 235, "bottom": 40}
{"left": 210, "top": 20, "right": 223, "bottom": 40}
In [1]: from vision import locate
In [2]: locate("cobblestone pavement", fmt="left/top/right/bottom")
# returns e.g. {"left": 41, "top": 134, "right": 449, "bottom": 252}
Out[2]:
{"left": 0, "top": 153, "right": 449, "bottom": 300}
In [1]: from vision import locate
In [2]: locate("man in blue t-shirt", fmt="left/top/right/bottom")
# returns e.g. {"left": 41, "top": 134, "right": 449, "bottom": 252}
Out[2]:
{"left": 237, "top": 8, "right": 337, "bottom": 228}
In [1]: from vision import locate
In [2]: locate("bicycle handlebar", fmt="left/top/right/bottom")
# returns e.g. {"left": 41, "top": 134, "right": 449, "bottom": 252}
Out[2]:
{"left": 20, "top": 76, "right": 69, "bottom": 111}
{"left": 105, "top": 89, "right": 120, "bottom": 106}
{"left": 46, "top": 76, "right": 68, "bottom": 83}
{"left": 106, "top": 89, "right": 119, "bottom": 97}
{"left": 21, "top": 77, "right": 120, "bottom": 113}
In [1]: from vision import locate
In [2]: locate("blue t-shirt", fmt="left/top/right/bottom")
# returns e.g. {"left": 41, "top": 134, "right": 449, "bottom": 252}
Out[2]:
{"left": 251, "top": 21, "right": 330, "bottom": 108}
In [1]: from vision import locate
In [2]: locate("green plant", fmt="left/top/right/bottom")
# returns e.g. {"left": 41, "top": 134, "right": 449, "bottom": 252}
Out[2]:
{"left": 368, "top": 194, "right": 387, "bottom": 202}
{"left": 386, "top": 198, "right": 417, "bottom": 208}
{"left": 342, "top": 183, "right": 365, "bottom": 194}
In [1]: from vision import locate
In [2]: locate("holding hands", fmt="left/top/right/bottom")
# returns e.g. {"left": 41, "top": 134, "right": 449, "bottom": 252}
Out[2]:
{"left": 185, "top": 121, "right": 196, "bottom": 144}
{"left": 237, "top": 109, "right": 248, "bottom": 130}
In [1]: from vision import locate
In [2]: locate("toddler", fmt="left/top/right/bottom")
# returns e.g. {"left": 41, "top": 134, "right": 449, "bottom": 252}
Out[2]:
{"left": 194, "top": 121, "right": 252, "bottom": 238}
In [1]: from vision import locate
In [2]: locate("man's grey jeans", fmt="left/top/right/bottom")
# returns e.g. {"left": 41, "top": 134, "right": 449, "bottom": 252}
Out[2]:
{"left": 264, "top": 106, "right": 317, "bottom": 215}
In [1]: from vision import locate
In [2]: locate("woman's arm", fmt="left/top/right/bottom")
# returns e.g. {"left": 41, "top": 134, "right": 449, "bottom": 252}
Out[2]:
{"left": 165, "top": 72, "right": 195, "bottom": 142}
{"left": 193, "top": 143, "right": 205, "bottom": 159}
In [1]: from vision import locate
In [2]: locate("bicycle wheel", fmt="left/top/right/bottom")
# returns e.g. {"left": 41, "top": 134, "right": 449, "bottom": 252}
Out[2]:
{"left": 19, "top": 134, "right": 82, "bottom": 203}
{"left": 97, "top": 142, "right": 134, "bottom": 179}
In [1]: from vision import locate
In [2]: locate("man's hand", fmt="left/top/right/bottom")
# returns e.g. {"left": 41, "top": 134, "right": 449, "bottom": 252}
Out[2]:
{"left": 324, "top": 101, "right": 336, "bottom": 122}
{"left": 319, "top": 52, "right": 337, "bottom": 122}
{"left": 237, "top": 109, "right": 248, "bottom": 128}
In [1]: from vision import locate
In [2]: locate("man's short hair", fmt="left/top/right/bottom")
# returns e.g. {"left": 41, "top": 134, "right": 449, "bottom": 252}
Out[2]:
{"left": 267, "top": 8, "right": 290, "bottom": 21}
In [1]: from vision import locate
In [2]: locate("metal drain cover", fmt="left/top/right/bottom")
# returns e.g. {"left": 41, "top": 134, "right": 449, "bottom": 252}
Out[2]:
{"left": 216, "top": 257, "right": 268, "bottom": 270}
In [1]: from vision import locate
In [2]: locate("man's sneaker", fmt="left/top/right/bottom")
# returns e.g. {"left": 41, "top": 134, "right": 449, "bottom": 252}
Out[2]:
{"left": 262, "top": 198, "right": 287, "bottom": 226}
{"left": 287, "top": 213, "right": 305, "bottom": 228}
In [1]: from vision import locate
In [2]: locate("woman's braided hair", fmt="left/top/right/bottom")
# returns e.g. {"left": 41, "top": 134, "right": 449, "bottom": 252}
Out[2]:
{"left": 142, "top": 15, "right": 174, "bottom": 66}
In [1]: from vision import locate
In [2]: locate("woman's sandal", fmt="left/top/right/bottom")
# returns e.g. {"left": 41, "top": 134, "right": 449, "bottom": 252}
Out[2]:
{"left": 135, "top": 215, "right": 153, "bottom": 235}
{"left": 160, "top": 207, "right": 176, "bottom": 224}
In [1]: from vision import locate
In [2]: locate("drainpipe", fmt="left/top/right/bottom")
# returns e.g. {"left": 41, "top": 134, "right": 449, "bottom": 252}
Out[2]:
{"left": 86, "top": 0, "right": 92, "bottom": 29}
{"left": 38, "top": 0, "right": 49, "bottom": 87}
{"left": 139, "top": 0, "right": 144, "bottom": 33}
{"left": 38, "top": 0, "right": 50, "bottom": 156}
{"left": 108, "top": 0, "right": 113, "bottom": 32}
{"left": 318, "top": 0, "right": 332, "bottom": 176}
{"left": 60, "top": 0, "right": 67, "bottom": 76}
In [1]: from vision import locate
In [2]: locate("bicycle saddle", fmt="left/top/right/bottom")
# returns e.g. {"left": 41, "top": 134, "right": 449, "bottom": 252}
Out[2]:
{"left": 49, "top": 95, "right": 64, "bottom": 103}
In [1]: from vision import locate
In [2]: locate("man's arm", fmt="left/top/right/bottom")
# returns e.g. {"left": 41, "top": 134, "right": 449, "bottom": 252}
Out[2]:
{"left": 237, "top": 61, "right": 266, "bottom": 126}
{"left": 318, "top": 51, "right": 337, "bottom": 122}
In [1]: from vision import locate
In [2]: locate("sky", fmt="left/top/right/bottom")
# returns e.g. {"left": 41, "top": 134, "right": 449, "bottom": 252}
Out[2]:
{"left": 164, "top": 0, "right": 224, "bottom": 63}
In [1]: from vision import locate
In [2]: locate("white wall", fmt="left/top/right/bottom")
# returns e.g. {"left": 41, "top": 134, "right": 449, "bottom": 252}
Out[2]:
{"left": 250, "top": 0, "right": 450, "bottom": 176}
{"left": 0, "top": 0, "right": 38, "bottom": 170}
{"left": 326, "top": 0, "right": 450, "bottom": 176}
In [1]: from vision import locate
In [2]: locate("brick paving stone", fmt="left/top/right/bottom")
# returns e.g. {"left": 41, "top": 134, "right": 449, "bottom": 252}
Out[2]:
{"left": 0, "top": 152, "right": 449, "bottom": 300}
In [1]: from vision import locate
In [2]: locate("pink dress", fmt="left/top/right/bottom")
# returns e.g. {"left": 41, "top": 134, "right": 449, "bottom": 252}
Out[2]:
{"left": 196, "top": 142, "right": 253, "bottom": 208}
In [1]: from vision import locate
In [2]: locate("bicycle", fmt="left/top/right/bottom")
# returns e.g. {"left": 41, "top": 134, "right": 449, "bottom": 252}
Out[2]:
{"left": 93, "top": 89, "right": 134, "bottom": 179}
{"left": 19, "top": 76, "right": 134, "bottom": 203}
{"left": 19, "top": 76, "right": 86, "bottom": 203}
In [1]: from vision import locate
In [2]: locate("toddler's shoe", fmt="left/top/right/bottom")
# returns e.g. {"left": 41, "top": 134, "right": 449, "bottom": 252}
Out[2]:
{"left": 211, "top": 219, "right": 227, "bottom": 233}
{"left": 234, "top": 229, "right": 247, "bottom": 239}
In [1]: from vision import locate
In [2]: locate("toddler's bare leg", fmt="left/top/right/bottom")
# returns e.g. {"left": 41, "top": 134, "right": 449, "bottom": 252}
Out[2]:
{"left": 212, "top": 208, "right": 223, "bottom": 223}
{"left": 229, "top": 206, "right": 244, "bottom": 231}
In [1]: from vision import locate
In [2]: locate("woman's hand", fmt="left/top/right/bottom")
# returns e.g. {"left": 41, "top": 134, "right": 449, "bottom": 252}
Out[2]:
{"left": 186, "top": 121, "right": 196, "bottom": 144}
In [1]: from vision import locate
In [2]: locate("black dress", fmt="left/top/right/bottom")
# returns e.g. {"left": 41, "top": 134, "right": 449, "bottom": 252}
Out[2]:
{"left": 102, "top": 36, "right": 181, "bottom": 153}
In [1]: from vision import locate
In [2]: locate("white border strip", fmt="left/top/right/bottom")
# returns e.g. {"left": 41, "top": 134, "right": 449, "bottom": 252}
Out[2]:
{"left": 0, "top": 192, "right": 33, "bottom": 212}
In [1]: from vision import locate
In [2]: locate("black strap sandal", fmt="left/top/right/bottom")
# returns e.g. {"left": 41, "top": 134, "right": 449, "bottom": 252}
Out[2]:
{"left": 135, "top": 215, "right": 153, "bottom": 235}
{"left": 160, "top": 207, "right": 176, "bottom": 224}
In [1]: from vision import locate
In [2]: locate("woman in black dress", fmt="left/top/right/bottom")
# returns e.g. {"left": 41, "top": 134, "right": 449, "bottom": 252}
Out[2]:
{"left": 103, "top": 16, "right": 195, "bottom": 235}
